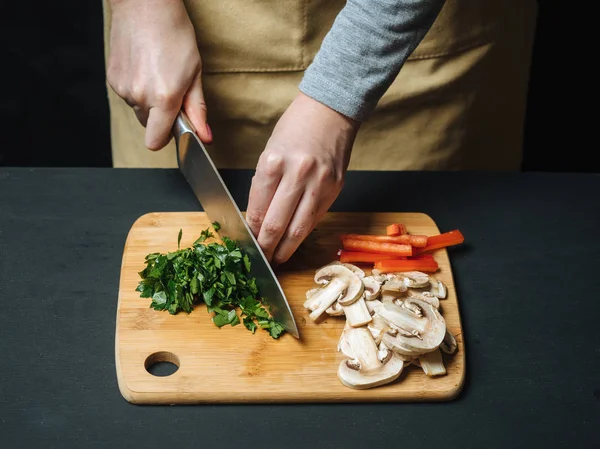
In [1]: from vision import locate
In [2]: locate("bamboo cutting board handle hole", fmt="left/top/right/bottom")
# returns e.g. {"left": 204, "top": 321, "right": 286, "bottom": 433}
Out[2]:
{"left": 144, "top": 351, "right": 180, "bottom": 377}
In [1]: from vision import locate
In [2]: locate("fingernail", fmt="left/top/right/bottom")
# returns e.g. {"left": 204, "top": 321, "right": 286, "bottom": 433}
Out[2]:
{"left": 206, "top": 123, "right": 213, "bottom": 141}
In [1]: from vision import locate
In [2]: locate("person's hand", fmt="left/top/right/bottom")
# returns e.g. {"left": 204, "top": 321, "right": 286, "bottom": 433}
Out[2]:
{"left": 106, "top": 0, "right": 211, "bottom": 150}
{"left": 247, "top": 92, "right": 360, "bottom": 265}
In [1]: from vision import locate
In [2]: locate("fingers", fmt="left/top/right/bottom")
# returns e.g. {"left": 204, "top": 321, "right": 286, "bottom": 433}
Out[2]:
{"left": 256, "top": 175, "right": 304, "bottom": 262}
{"left": 271, "top": 171, "right": 342, "bottom": 265}
{"left": 133, "top": 105, "right": 149, "bottom": 127}
{"left": 183, "top": 75, "right": 212, "bottom": 144}
{"left": 271, "top": 186, "right": 320, "bottom": 265}
{"left": 145, "top": 106, "right": 180, "bottom": 150}
{"left": 246, "top": 154, "right": 284, "bottom": 238}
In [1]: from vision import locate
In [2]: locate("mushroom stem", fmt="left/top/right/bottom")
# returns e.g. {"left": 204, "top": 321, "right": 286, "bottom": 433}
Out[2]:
{"left": 343, "top": 297, "right": 372, "bottom": 327}
{"left": 440, "top": 330, "right": 457, "bottom": 354}
{"left": 303, "top": 287, "right": 324, "bottom": 311}
{"left": 418, "top": 348, "right": 446, "bottom": 377}
{"left": 306, "top": 278, "right": 346, "bottom": 320}
{"left": 344, "top": 327, "right": 382, "bottom": 373}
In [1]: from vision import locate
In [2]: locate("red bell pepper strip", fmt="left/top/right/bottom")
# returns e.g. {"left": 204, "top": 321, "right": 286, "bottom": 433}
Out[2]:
{"left": 408, "top": 253, "right": 435, "bottom": 260}
{"left": 340, "top": 234, "right": 428, "bottom": 248}
{"left": 341, "top": 239, "right": 413, "bottom": 257}
{"left": 374, "top": 258, "right": 439, "bottom": 273}
{"left": 339, "top": 251, "right": 403, "bottom": 264}
{"left": 416, "top": 230, "right": 465, "bottom": 253}
{"left": 386, "top": 223, "right": 407, "bottom": 236}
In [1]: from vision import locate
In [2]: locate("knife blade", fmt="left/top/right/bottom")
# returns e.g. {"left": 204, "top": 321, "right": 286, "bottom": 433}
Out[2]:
{"left": 172, "top": 111, "right": 299, "bottom": 338}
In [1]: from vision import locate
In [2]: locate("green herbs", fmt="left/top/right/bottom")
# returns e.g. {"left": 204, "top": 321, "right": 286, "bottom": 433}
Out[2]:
{"left": 136, "top": 228, "right": 285, "bottom": 339}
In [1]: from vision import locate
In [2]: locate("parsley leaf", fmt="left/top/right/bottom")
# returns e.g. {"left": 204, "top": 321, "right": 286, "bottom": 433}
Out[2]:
{"left": 135, "top": 228, "right": 285, "bottom": 339}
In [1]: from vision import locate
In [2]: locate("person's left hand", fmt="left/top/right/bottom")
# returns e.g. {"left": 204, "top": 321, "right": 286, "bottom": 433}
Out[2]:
{"left": 246, "top": 92, "right": 360, "bottom": 265}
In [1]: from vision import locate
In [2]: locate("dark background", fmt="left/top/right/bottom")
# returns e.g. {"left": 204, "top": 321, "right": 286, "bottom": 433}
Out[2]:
{"left": 0, "top": 1, "right": 589, "bottom": 172}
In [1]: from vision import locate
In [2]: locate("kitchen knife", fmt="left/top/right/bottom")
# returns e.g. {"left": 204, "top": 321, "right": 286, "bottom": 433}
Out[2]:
{"left": 172, "top": 111, "right": 300, "bottom": 339}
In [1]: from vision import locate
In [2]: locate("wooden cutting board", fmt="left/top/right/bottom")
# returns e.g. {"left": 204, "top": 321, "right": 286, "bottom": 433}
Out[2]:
{"left": 116, "top": 212, "right": 465, "bottom": 404}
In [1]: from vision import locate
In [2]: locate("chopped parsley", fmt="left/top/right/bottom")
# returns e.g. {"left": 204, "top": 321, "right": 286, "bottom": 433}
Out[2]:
{"left": 136, "top": 228, "right": 285, "bottom": 339}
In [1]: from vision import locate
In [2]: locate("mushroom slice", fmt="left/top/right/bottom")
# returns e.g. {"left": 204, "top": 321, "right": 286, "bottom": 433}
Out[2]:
{"left": 377, "top": 341, "right": 393, "bottom": 364}
{"left": 303, "top": 287, "right": 323, "bottom": 311}
{"left": 411, "top": 274, "right": 447, "bottom": 300}
{"left": 428, "top": 275, "right": 447, "bottom": 299}
{"left": 367, "top": 316, "right": 417, "bottom": 359}
{"left": 343, "top": 297, "right": 372, "bottom": 327}
{"left": 365, "top": 299, "right": 383, "bottom": 315}
{"left": 380, "top": 340, "right": 412, "bottom": 362}
{"left": 307, "top": 265, "right": 364, "bottom": 321}
{"left": 395, "top": 271, "right": 430, "bottom": 288}
{"left": 362, "top": 276, "right": 381, "bottom": 300}
{"left": 338, "top": 322, "right": 354, "bottom": 358}
{"left": 326, "top": 301, "right": 345, "bottom": 316}
{"left": 327, "top": 261, "right": 365, "bottom": 279}
{"left": 367, "top": 313, "right": 389, "bottom": 343}
{"left": 407, "top": 290, "right": 440, "bottom": 309}
{"left": 418, "top": 348, "right": 446, "bottom": 377}
{"left": 371, "top": 269, "right": 391, "bottom": 284}
{"left": 380, "top": 277, "right": 407, "bottom": 302}
{"left": 337, "top": 327, "right": 404, "bottom": 390}
{"left": 378, "top": 297, "right": 446, "bottom": 354}
{"left": 343, "top": 263, "right": 365, "bottom": 279}
{"left": 381, "top": 335, "right": 424, "bottom": 357}
{"left": 440, "top": 330, "right": 457, "bottom": 354}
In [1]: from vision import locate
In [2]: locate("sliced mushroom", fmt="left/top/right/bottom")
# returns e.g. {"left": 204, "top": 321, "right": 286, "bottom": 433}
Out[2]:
{"left": 380, "top": 277, "right": 407, "bottom": 302}
{"left": 428, "top": 275, "right": 447, "bottom": 299}
{"left": 378, "top": 297, "right": 446, "bottom": 355}
{"left": 343, "top": 297, "right": 372, "bottom": 327}
{"left": 325, "top": 301, "right": 345, "bottom": 316}
{"left": 327, "top": 261, "right": 365, "bottom": 279}
{"left": 440, "top": 330, "right": 457, "bottom": 354}
{"left": 367, "top": 313, "right": 389, "bottom": 343}
{"left": 407, "top": 290, "right": 440, "bottom": 309}
{"left": 338, "top": 322, "right": 354, "bottom": 358}
{"left": 365, "top": 299, "right": 383, "bottom": 315}
{"left": 303, "top": 287, "right": 323, "bottom": 311}
{"left": 418, "top": 348, "right": 446, "bottom": 376}
{"left": 337, "top": 327, "right": 404, "bottom": 390}
{"left": 371, "top": 269, "right": 390, "bottom": 284}
{"left": 394, "top": 271, "right": 430, "bottom": 288}
{"left": 307, "top": 265, "right": 364, "bottom": 321}
{"left": 343, "top": 263, "right": 365, "bottom": 279}
{"left": 411, "top": 274, "right": 447, "bottom": 300}
{"left": 362, "top": 276, "right": 381, "bottom": 300}
{"left": 377, "top": 341, "right": 393, "bottom": 364}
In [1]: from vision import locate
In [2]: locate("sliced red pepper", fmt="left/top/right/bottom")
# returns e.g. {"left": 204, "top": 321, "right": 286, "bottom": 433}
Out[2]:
{"left": 341, "top": 238, "right": 413, "bottom": 257}
{"left": 374, "top": 259, "right": 439, "bottom": 273}
{"left": 416, "top": 229, "right": 464, "bottom": 253}
{"left": 407, "top": 253, "right": 435, "bottom": 260}
{"left": 339, "top": 251, "right": 403, "bottom": 264}
{"left": 386, "top": 223, "right": 407, "bottom": 236}
{"left": 341, "top": 234, "right": 427, "bottom": 248}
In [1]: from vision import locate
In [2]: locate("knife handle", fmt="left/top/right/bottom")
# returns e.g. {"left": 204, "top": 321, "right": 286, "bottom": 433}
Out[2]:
{"left": 172, "top": 110, "right": 196, "bottom": 143}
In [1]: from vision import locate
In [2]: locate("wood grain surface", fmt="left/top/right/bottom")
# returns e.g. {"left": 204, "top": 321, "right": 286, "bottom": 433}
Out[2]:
{"left": 115, "top": 212, "right": 465, "bottom": 404}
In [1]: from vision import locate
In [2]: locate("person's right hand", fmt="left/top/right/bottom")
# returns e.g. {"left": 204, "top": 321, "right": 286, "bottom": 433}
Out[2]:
{"left": 106, "top": 0, "right": 212, "bottom": 150}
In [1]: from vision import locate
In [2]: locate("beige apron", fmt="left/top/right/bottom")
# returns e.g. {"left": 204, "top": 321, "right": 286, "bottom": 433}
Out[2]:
{"left": 102, "top": 0, "right": 538, "bottom": 171}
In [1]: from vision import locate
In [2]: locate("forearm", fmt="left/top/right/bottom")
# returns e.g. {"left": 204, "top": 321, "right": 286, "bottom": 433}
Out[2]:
{"left": 299, "top": 0, "right": 445, "bottom": 122}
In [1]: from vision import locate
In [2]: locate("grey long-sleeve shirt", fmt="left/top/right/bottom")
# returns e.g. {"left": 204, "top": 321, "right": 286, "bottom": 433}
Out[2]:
{"left": 299, "top": 0, "right": 445, "bottom": 122}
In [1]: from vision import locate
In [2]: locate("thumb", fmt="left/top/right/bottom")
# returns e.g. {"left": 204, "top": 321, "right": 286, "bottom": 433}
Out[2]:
{"left": 182, "top": 75, "right": 212, "bottom": 144}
